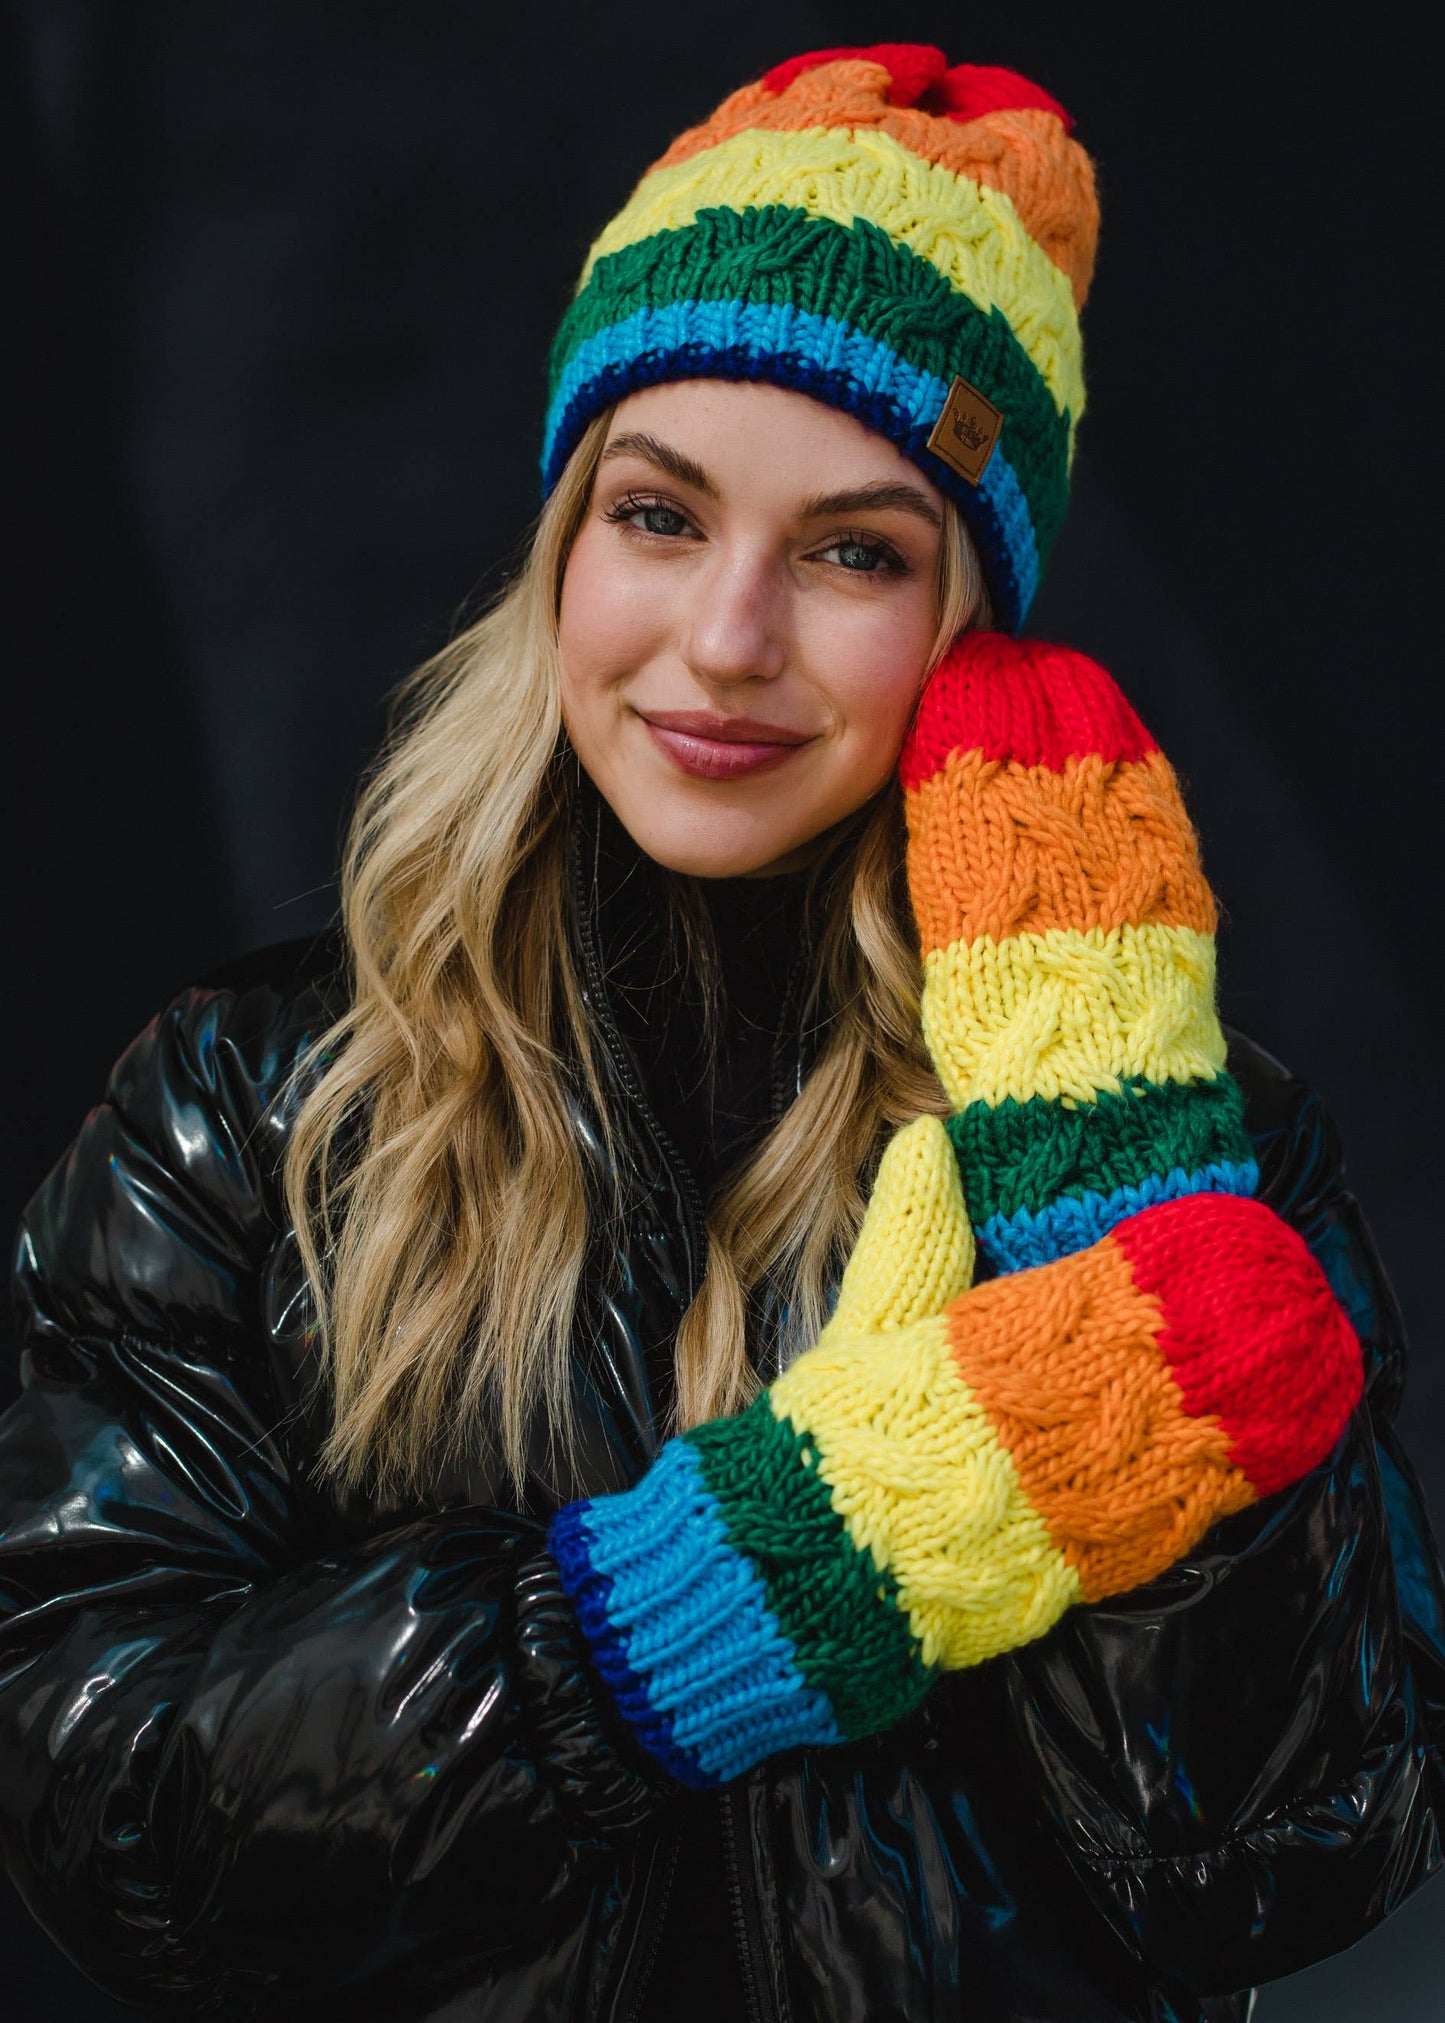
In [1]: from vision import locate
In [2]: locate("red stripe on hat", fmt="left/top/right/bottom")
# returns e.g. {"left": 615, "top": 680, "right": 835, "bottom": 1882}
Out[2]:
{"left": 936, "top": 64, "right": 1073, "bottom": 131}
{"left": 762, "top": 46, "right": 1071, "bottom": 128}
{"left": 899, "top": 635, "right": 1157, "bottom": 789}
{"left": 763, "top": 45, "right": 947, "bottom": 104}
{"left": 1110, "top": 1194, "right": 1364, "bottom": 1498}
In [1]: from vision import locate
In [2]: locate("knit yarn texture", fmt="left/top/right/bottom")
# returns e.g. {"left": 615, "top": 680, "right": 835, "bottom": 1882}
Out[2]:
{"left": 542, "top": 44, "right": 1099, "bottom": 631}
{"left": 550, "top": 639, "right": 1365, "bottom": 1788}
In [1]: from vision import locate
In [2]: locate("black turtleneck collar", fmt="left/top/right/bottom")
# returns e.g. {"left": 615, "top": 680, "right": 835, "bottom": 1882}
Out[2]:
{"left": 580, "top": 780, "right": 812, "bottom": 1208}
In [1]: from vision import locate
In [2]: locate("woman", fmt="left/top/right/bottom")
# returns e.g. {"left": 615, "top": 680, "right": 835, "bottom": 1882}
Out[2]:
{"left": 2, "top": 42, "right": 1442, "bottom": 2023}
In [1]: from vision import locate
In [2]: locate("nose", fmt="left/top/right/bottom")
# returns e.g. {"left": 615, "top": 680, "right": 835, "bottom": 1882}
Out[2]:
{"left": 679, "top": 545, "right": 787, "bottom": 689}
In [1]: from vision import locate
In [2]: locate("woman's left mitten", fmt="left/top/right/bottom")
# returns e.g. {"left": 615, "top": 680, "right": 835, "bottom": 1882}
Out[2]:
{"left": 551, "top": 1132, "right": 1362, "bottom": 1790}
{"left": 902, "top": 633, "right": 1259, "bottom": 1274}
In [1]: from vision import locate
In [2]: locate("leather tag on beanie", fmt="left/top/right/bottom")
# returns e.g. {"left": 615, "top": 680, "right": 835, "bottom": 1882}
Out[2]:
{"left": 928, "top": 377, "right": 1005, "bottom": 486}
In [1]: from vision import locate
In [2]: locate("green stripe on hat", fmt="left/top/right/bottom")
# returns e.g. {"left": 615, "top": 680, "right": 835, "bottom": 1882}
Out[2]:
{"left": 550, "top": 205, "right": 1072, "bottom": 563}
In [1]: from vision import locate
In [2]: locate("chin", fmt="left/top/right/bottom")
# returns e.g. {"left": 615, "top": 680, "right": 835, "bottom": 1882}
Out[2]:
{"left": 618, "top": 798, "right": 820, "bottom": 880}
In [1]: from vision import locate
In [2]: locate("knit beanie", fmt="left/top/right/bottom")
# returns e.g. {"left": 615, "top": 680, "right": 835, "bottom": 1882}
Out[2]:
{"left": 542, "top": 44, "right": 1098, "bottom": 632}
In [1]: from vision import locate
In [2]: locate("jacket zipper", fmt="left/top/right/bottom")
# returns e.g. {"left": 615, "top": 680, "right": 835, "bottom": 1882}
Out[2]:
{"left": 571, "top": 811, "right": 710, "bottom": 1284}
{"left": 571, "top": 806, "right": 787, "bottom": 2019}
{"left": 769, "top": 933, "right": 821, "bottom": 1125}
{"left": 614, "top": 1833, "right": 680, "bottom": 2023}
{"left": 721, "top": 1781, "right": 784, "bottom": 2023}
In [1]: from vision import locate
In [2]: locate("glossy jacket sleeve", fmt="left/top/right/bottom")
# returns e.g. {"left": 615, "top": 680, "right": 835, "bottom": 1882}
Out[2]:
{"left": 1006, "top": 1037, "right": 1445, "bottom": 1995}
{"left": 0, "top": 978, "right": 658, "bottom": 2011}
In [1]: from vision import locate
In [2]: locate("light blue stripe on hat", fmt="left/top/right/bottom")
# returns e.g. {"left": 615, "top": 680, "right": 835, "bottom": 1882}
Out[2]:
{"left": 540, "top": 296, "right": 1040, "bottom": 620}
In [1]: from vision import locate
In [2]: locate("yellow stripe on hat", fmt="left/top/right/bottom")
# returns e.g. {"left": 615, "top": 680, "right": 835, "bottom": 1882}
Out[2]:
{"left": 578, "top": 124, "right": 1085, "bottom": 424}
{"left": 921, "top": 923, "right": 1227, "bottom": 1110}
{"left": 771, "top": 1312, "right": 1082, "bottom": 1670}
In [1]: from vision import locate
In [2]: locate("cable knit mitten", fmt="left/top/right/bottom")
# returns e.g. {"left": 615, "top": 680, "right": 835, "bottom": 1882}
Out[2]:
{"left": 550, "top": 637, "right": 1364, "bottom": 1790}
{"left": 903, "top": 633, "right": 1259, "bottom": 1272}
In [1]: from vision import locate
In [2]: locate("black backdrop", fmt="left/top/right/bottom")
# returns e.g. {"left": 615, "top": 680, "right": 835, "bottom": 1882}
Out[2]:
{"left": 6, "top": 6, "right": 1442, "bottom": 2016}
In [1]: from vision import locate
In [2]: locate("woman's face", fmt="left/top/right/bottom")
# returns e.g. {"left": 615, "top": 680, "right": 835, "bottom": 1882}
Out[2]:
{"left": 557, "top": 381, "right": 947, "bottom": 878}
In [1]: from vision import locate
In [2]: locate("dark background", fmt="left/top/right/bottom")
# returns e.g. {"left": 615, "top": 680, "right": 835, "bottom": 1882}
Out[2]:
{"left": 5, "top": 4, "right": 1441, "bottom": 2016}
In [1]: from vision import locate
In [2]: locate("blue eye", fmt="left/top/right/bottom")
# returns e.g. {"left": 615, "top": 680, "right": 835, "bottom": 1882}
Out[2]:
{"left": 636, "top": 504, "right": 689, "bottom": 536}
{"left": 819, "top": 535, "right": 905, "bottom": 574}
{"left": 606, "top": 491, "right": 694, "bottom": 538}
{"left": 834, "top": 540, "right": 885, "bottom": 570}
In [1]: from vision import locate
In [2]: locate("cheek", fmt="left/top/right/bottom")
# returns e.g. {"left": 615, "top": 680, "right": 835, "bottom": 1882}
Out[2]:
{"left": 837, "top": 657, "right": 928, "bottom": 746}
{"left": 557, "top": 526, "right": 685, "bottom": 829}
{"left": 557, "top": 525, "right": 666, "bottom": 705}
{"left": 805, "top": 600, "right": 936, "bottom": 778}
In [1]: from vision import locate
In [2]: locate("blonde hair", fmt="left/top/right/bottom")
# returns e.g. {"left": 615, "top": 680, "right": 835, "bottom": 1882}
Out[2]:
{"left": 284, "top": 408, "right": 989, "bottom": 1507}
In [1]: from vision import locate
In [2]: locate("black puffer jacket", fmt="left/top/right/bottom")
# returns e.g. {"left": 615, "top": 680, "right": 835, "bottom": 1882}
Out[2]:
{"left": 3, "top": 817, "right": 1444, "bottom": 2022}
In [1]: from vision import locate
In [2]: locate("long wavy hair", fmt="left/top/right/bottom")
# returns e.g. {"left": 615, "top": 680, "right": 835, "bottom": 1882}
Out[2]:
{"left": 284, "top": 406, "right": 990, "bottom": 1506}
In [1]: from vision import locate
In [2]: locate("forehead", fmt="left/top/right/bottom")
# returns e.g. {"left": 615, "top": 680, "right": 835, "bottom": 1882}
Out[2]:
{"left": 603, "top": 381, "right": 943, "bottom": 507}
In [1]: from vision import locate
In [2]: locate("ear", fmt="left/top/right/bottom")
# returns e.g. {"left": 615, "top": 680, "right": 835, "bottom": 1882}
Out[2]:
{"left": 825, "top": 1116, "right": 975, "bottom": 1340}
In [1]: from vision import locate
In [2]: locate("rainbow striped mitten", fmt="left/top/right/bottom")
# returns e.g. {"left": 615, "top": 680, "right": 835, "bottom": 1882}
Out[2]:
{"left": 903, "top": 634, "right": 1259, "bottom": 1273}
{"left": 549, "top": 638, "right": 1364, "bottom": 1789}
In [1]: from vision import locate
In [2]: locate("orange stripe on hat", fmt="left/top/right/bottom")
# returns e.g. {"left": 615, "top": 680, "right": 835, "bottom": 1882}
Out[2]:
{"left": 652, "top": 58, "right": 1098, "bottom": 306}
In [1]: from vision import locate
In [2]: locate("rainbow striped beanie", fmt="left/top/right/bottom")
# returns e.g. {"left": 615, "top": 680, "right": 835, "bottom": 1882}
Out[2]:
{"left": 542, "top": 44, "right": 1098, "bottom": 632}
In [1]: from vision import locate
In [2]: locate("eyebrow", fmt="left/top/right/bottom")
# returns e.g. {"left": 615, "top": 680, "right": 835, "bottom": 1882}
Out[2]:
{"left": 797, "top": 480, "right": 942, "bottom": 529}
{"left": 600, "top": 431, "right": 719, "bottom": 497}
{"left": 600, "top": 433, "right": 942, "bottom": 530}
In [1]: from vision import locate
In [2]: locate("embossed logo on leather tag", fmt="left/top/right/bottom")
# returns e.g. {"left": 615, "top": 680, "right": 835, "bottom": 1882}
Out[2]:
{"left": 927, "top": 376, "right": 1004, "bottom": 486}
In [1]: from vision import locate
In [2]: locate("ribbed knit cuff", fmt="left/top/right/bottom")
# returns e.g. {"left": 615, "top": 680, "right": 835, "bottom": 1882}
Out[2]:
{"left": 550, "top": 1435, "right": 843, "bottom": 1788}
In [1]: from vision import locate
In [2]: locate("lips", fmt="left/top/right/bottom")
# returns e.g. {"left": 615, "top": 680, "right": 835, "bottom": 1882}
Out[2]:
{"left": 638, "top": 709, "right": 814, "bottom": 782}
